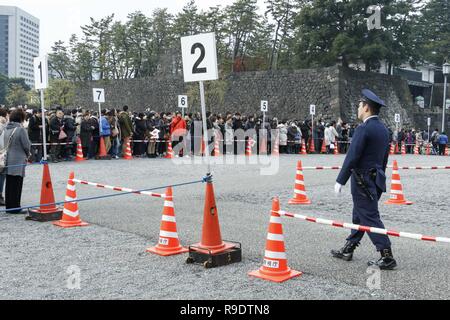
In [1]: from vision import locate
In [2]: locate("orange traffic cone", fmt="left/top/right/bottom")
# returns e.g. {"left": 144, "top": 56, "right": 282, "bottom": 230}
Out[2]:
{"left": 289, "top": 161, "right": 312, "bottom": 205}
{"left": 389, "top": 143, "right": 395, "bottom": 155}
{"left": 165, "top": 141, "right": 174, "bottom": 159}
{"left": 246, "top": 138, "right": 253, "bottom": 157}
{"left": 445, "top": 145, "right": 449, "bottom": 156}
{"left": 425, "top": 143, "right": 431, "bottom": 156}
{"left": 200, "top": 139, "right": 206, "bottom": 157}
{"left": 248, "top": 198, "right": 302, "bottom": 283}
{"left": 123, "top": 140, "right": 133, "bottom": 160}
{"left": 96, "top": 136, "right": 111, "bottom": 160}
{"left": 321, "top": 139, "right": 327, "bottom": 154}
{"left": 401, "top": 141, "right": 406, "bottom": 155}
{"left": 75, "top": 137, "right": 85, "bottom": 162}
{"left": 309, "top": 137, "right": 316, "bottom": 154}
{"left": 190, "top": 180, "right": 236, "bottom": 255}
{"left": 334, "top": 142, "right": 340, "bottom": 155}
{"left": 395, "top": 143, "right": 399, "bottom": 154}
{"left": 260, "top": 137, "right": 267, "bottom": 155}
{"left": 27, "top": 163, "right": 63, "bottom": 222}
{"left": 300, "top": 139, "right": 307, "bottom": 155}
{"left": 385, "top": 161, "right": 413, "bottom": 205}
{"left": 147, "top": 187, "right": 188, "bottom": 256}
{"left": 53, "top": 172, "right": 89, "bottom": 228}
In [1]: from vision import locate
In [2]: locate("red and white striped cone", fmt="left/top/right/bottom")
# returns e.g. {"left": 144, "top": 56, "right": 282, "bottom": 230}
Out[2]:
{"left": 300, "top": 139, "right": 307, "bottom": 155}
{"left": 165, "top": 141, "right": 174, "bottom": 159}
{"left": 414, "top": 144, "right": 420, "bottom": 155}
{"left": 214, "top": 139, "right": 221, "bottom": 157}
{"left": 395, "top": 143, "right": 400, "bottom": 154}
{"left": 389, "top": 143, "right": 395, "bottom": 155}
{"left": 248, "top": 198, "right": 302, "bottom": 283}
{"left": 245, "top": 138, "right": 253, "bottom": 157}
{"left": 426, "top": 144, "right": 431, "bottom": 155}
{"left": 309, "top": 137, "right": 316, "bottom": 154}
{"left": 75, "top": 138, "right": 85, "bottom": 162}
{"left": 401, "top": 141, "right": 406, "bottom": 155}
{"left": 123, "top": 140, "right": 133, "bottom": 160}
{"left": 272, "top": 138, "right": 279, "bottom": 156}
{"left": 385, "top": 161, "right": 413, "bottom": 205}
{"left": 288, "top": 161, "right": 312, "bottom": 205}
{"left": 53, "top": 172, "right": 89, "bottom": 228}
{"left": 445, "top": 146, "right": 449, "bottom": 156}
{"left": 334, "top": 142, "right": 340, "bottom": 155}
{"left": 147, "top": 187, "right": 188, "bottom": 256}
{"left": 321, "top": 139, "right": 327, "bottom": 154}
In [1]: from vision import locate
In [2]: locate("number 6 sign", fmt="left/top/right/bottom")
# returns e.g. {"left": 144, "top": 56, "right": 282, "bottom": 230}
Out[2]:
{"left": 181, "top": 33, "right": 219, "bottom": 83}
{"left": 93, "top": 88, "right": 105, "bottom": 103}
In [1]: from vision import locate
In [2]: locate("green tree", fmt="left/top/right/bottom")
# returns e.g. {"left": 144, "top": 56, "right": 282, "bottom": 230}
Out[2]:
{"left": 6, "top": 83, "right": 28, "bottom": 107}
{"left": 416, "top": 0, "right": 450, "bottom": 65}
{"left": 49, "top": 40, "right": 71, "bottom": 79}
{"left": 45, "top": 79, "right": 75, "bottom": 107}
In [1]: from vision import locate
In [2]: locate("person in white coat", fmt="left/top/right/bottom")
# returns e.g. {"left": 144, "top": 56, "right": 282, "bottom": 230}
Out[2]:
{"left": 325, "top": 122, "right": 339, "bottom": 154}
{"left": 277, "top": 121, "right": 288, "bottom": 154}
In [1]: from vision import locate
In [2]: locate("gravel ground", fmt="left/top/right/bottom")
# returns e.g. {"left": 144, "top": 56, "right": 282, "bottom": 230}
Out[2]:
{"left": 0, "top": 154, "right": 449, "bottom": 300}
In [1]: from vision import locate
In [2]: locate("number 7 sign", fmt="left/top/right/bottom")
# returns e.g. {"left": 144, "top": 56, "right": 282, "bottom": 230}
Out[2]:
{"left": 93, "top": 88, "right": 105, "bottom": 103}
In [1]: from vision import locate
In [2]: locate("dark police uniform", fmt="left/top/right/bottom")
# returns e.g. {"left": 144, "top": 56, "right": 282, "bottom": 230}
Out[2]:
{"left": 332, "top": 90, "right": 396, "bottom": 270}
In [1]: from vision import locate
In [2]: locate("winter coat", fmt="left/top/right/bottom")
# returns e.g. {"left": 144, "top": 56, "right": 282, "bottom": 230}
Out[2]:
{"left": 118, "top": 112, "right": 133, "bottom": 138}
{"left": 80, "top": 119, "right": 93, "bottom": 148}
{"left": 133, "top": 118, "right": 147, "bottom": 140}
{"left": 49, "top": 116, "right": 64, "bottom": 140}
{"left": 28, "top": 115, "right": 45, "bottom": 143}
{"left": 3, "top": 122, "right": 31, "bottom": 177}
{"left": 63, "top": 116, "right": 77, "bottom": 140}
{"left": 277, "top": 124, "right": 288, "bottom": 146}
{"left": 439, "top": 134, "right": 448, "bottom": 145}
{"left": 100, "top": 116, "right": 111, "bottom": 137}
{"left": 170, "top": 117, "right": 187, "bottom": 136}
{"left": 325, "top": 126, "right": 339, "bottom": 146}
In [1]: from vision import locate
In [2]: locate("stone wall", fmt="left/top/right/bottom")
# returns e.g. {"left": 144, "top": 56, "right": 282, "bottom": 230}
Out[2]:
{"left": 74, "top": 65, "right": 417, "bottom": 128}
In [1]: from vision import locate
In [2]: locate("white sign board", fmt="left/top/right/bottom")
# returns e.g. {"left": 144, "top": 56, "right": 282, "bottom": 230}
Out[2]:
{"left": 395, "top": 114, "right": 401, "bottom": 123}
{"left": 93, "top": 88, "right": 105, "bottom": 103}
{"left": 34, "top": 55, "right": 49, "bottom": 90}
{"left": 310, "top": 105, "right": 316, "bottom": 116}
{"left": 261, "top": 101, "right": 268, "bottom": 113}
{"left": 178, "top": 95, "right": 188, "bottom": 109}
{"left": 181, "top": 33, "right": 219, "bottom": 83}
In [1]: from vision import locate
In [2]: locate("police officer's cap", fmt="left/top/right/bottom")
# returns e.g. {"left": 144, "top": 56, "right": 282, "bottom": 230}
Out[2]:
{"left": 361, "top": 89, "right": 387, "bottom": 108}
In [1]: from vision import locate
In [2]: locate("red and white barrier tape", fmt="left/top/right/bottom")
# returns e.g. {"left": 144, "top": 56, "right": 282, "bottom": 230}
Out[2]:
{"left": 301, "top": 166, "right": 450, "bottom": 170}
{"left": 276, "top": 211, "right": 450, "bottom": 244}
{"left": 70, "top": 179, "right": 165, "bottom": 198}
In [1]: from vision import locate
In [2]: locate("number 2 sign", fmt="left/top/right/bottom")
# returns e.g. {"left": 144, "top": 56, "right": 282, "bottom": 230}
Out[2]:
{"left": 93, "top": 88, "right": 105, "bottom": 103}
{"left": 181, "top": 33, "right": 219, "bottom": 83}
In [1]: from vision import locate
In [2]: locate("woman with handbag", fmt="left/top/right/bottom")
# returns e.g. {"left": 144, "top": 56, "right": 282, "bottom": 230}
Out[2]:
{"left": 49, "top": 109, "right": 65, "bottom": 163}
{"left": 3, "top": 109, "right": 31, "bottom": 214}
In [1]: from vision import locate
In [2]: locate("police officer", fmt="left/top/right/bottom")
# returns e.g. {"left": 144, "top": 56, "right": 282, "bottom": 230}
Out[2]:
{"left": 332, "top": 89, "right": 397, "bottom": 270}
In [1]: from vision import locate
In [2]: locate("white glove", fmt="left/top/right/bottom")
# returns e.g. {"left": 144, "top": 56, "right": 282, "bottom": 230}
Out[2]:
{"left": 335, "top": 183, "right": 343, "bottom": 196}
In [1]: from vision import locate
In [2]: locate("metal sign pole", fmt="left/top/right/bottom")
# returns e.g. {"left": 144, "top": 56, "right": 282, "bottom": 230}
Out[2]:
{"left": 98, "top": 102, "right": 103, "bottom": 136}
{"left": 199, "top": 81, "right": 211, "bottom": 175}
{"left": 40, "top": 89, "right": 48, "bottom": 161}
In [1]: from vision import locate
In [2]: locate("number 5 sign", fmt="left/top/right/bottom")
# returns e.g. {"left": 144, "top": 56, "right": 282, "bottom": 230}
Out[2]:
{"left": 34, "top": 55, "right": 48, "bottom": 90}
{"left": 93, "top": 88, "right": 105, "bottom": 103}
{"left": 181, "top": 33, "right": 219, "bottom": 83}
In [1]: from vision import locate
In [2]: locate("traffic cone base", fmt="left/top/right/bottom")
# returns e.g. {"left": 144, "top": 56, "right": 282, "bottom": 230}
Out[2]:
{"left": 190, "top": 242, "right": 236, "bottom": 255}
{"left": 147, "top": 245, "right": 189, "bottom": 257}
{"left": 385, "top": 198, "right": 413, "bottom": 205}
{"left": 288, "top": 198, "right": 312, "bottom": 205}
{"left": 53, "top": 219, "right": 89, "bottom": 228}
{"left": 248, "top": 268, "right": 302, "bottom": 283}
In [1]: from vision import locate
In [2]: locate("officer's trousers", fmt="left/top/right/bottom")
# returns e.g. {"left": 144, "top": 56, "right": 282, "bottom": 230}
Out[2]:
{"left": 347, "top": 189, "right": 392, "bottom": 251}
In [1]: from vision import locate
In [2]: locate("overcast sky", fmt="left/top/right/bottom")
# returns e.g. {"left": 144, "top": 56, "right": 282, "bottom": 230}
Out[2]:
{"left": 2, "top": 0, "right": 267, "bottom": 55}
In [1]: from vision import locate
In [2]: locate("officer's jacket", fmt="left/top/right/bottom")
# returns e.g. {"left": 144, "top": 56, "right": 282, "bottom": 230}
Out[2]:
{"left": 337, "top": 117, "right": 390, "bottom": 192}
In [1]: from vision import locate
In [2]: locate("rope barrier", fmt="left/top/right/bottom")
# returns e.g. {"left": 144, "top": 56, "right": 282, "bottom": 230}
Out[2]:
{"left": 71, "top": 179, "right": 165, "bottom": 198}
{"left": 0, "top": 178, "right": 206, "bottom": 213}
{"left": 276, "top": 210, "right": 450, "bottom": 244}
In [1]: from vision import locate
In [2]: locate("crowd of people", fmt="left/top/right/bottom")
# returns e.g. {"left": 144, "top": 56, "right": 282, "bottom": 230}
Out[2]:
{"left": 0, "top": 105, "right": 449, "bottom": 215}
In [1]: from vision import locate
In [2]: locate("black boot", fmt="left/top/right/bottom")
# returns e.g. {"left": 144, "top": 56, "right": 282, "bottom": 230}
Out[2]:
{"left": 331, "top": 241, "right": 360, "bottom": 261}
{"left": 368, "top": 248, "right": 397, "bottom": 270}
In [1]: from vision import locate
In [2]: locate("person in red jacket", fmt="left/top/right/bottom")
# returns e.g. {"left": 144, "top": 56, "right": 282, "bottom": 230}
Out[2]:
{"left": 170, "top": 112, "right": 187, "bottom": 157}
